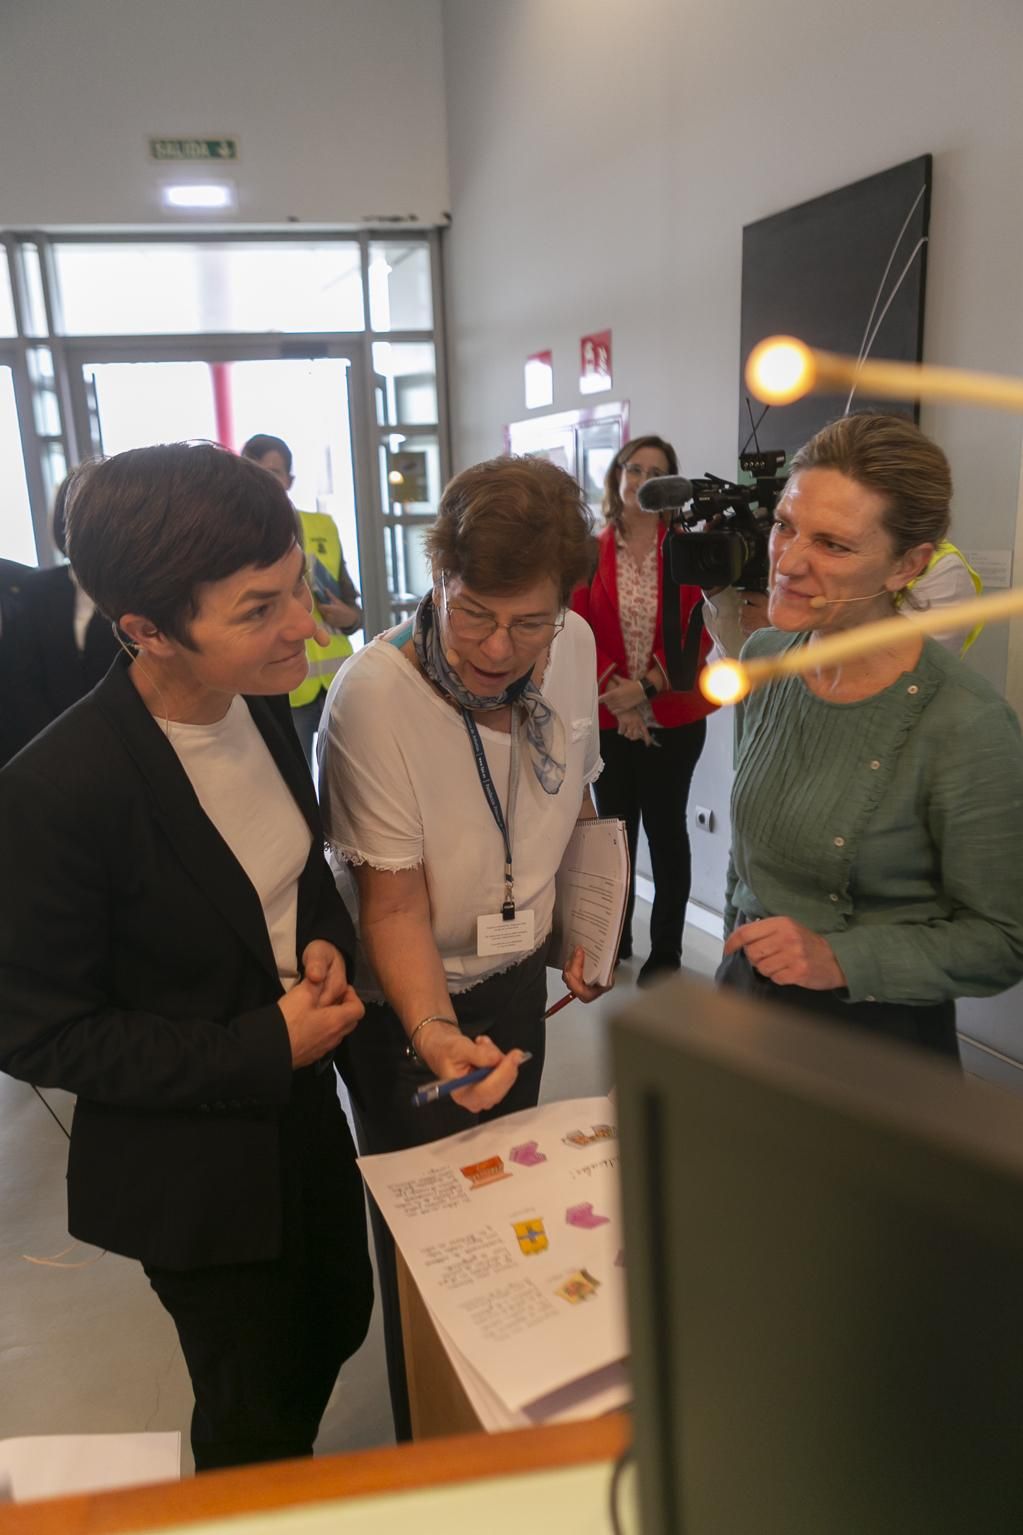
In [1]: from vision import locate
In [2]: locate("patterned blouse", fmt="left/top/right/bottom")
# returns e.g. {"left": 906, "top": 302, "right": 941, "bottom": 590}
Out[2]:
{"left": 614, "top": 531, "right": 659, "bottom": 723}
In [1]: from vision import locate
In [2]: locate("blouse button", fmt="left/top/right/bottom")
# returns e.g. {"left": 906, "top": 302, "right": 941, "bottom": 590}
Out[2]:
{"left": 833, "top": 836, "right": 845, "bottom": 848}
{"left": 829, "top": 892, "right": 839, "bottom": 902}
{"left": 870, "top": 759, "right": 881, "bottom": 770}
{"left": 907, "top": 684, "right": 919, "bottom": 695}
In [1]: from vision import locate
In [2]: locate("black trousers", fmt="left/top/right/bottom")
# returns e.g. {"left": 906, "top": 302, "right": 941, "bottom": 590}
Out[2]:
{"left": 595, "top": 720, "right": 707, "bottom": 961}
{"left": 716, "top": 947, "right": 960, "bottom": 1062}
{"left": 343, "top": 948, "right": 548, "bottom": 1441}
{"left": 145, "top": 1068, "right": 373, "bottom": 1473}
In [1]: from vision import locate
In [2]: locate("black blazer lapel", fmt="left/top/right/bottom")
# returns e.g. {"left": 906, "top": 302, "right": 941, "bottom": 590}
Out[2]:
{"left": 93, "top": 657, "right": 280, "bottom": 984}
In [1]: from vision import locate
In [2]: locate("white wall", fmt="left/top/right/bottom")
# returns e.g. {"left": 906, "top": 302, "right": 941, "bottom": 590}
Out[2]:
{"left": 442, "top": 0, "right": 1023, "bottom": 917}
{"left": 0, "top": 0, "right": 450, "bottom": 227}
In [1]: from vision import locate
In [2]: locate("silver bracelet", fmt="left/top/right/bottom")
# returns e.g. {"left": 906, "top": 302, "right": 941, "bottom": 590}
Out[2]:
{"left": 406, "top": 1014, "right": 458, "bottom": 1064}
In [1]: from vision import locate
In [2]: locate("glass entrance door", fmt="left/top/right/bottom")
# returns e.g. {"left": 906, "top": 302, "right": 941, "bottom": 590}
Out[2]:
{"left": 73, "top": 353, "right": 364, "bottom": 632}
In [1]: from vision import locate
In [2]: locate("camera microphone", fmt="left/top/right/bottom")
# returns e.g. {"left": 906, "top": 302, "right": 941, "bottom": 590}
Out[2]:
{"left": 637, "top": 476, "right": 694, "bottom": 513}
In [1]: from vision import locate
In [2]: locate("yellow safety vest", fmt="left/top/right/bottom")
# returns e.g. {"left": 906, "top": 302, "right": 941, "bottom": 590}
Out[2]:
{"left": 289, "top": 510, "right": 354, "bottom": 708}
{"left": 903, "top": 540, "right": 983, "bottom": 656}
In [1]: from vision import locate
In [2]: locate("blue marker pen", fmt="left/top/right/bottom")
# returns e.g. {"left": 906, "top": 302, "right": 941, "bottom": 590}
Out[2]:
{"left": 411, "top": 1052, "right": 533, "bottom": 1108}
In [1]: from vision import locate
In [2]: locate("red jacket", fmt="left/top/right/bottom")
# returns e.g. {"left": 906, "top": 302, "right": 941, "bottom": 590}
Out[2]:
{"left": 572, "top": 524, "right": 717, "bottom": 731}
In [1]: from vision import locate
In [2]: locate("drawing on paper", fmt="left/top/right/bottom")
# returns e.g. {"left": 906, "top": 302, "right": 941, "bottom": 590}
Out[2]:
{"left": 509, "top": 1140, "right": 547, "bottom": 1167}
{"left": 565, "top": 1201, "right": 610, "bottom": 1230}
{"left": 460, "top": 1156, "right": 512, "bottom": 1190}
{"left": 563, "top": 1124, "right": 618, "bottom": 1149}
{"left": 555, "top": 1268, "right": 601, "bottom": 1305}
{"left": 513, "top": 1217, "right": 549, "bottom": 1255}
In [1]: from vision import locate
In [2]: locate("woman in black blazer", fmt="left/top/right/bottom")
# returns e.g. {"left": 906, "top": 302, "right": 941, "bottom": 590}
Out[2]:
{"left": 0, "top": 444, "right": 372, "bottom": 1472}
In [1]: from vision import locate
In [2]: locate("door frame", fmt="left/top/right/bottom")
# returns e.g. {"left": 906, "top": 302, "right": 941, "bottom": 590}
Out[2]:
{"left": 63, "top": 332, "right": 399, "bottom": 635}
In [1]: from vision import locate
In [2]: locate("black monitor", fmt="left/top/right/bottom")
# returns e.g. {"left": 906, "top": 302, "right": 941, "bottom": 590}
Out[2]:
{"left": 612, "top": 975, "right": 1023, "bottom": 1534}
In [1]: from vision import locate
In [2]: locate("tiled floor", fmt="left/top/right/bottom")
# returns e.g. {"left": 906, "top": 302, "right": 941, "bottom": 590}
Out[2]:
{"left": 0, "top": 903, "right": 720, "bottom": 1473}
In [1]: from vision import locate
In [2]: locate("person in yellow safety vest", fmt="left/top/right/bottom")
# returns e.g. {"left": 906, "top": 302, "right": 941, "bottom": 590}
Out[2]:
{"left": 241, "top": 435, "right": 363, "bottom": 767}
{"left": 900, "top": 540, "right": 983, "bottom": 655}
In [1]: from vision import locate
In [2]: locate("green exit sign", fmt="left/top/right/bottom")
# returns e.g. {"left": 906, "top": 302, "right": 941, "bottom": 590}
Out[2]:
{"left": 149, "top": 137, "right": 239, "bottom": 162}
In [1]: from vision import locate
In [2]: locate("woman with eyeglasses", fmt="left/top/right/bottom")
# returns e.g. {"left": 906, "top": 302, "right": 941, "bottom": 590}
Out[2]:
{"left": 572, "top": 435, "right": 716, "bottom": 987}
{"left": 318, "top": 454, "right": 606, "bottom": 1437}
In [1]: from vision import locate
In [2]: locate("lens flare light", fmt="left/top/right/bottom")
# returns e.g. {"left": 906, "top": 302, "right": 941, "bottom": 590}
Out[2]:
{"left": 744, "top": 336, "right": 816, "bottom": 406}
{"left": 700, "top": 659, "right": 752, "bottom": 707}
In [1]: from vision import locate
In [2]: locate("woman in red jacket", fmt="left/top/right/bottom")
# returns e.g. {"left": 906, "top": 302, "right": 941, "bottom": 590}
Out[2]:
{"left": 572, "top": 435, "right": 715, "bottom": 986}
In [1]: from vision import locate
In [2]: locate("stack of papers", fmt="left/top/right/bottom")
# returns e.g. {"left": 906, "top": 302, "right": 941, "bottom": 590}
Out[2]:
{"left": 552, "top": 819, "right": 630, "bottom": 987}
{"left": 358, "top": 1097, "right": 630, "bottom": 1431}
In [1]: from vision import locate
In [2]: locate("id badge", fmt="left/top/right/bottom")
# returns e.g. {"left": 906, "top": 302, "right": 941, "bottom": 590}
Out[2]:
{"left": 477, "top": 909, "right": 536, "bottom": 957}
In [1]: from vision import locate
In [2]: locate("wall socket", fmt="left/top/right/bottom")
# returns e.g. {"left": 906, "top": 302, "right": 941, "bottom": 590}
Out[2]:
{"left": 693, "top": 805, "right": 715, "bottom": 832}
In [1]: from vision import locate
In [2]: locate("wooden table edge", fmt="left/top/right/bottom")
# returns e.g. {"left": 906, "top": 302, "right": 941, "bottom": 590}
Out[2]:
{"left": 0, "top": 1412, "right": 631, "bottom": 1534}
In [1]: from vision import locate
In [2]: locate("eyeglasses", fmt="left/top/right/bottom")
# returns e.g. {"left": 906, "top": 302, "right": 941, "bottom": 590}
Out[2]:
{"left": 441, "top": 581, "right": 565, "bottom": 646}
{"left": 622, "top": 461, "right": 666, "bottom": 481}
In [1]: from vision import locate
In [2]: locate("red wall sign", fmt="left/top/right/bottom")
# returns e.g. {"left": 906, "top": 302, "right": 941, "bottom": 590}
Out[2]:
{"left": 580, "top": 330, "right": 612, "bottom": 394}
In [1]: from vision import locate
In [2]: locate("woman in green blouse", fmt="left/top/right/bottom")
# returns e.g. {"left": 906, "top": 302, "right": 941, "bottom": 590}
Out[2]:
{"left": 718, "top": 413, "right": 1023, "bottom": 1060}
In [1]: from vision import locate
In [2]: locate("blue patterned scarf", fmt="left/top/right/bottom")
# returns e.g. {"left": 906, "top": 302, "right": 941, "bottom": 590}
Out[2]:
{"left": 412, "top": 592, "right": 566, "bottom": 796}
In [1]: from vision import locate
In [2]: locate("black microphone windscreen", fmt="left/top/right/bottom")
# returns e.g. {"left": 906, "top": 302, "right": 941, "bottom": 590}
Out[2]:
{"left": 637, "top": 475, "right": 694, "bottom": 512}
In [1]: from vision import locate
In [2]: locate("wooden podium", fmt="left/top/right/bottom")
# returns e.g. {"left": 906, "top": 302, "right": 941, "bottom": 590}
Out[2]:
{"left": 0, "top": 1416, "right": 630, "bottom": 1534}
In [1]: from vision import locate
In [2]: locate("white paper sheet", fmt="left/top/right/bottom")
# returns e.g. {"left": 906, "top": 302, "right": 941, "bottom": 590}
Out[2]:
{"left": 0, "top": 1431, "right": 181, "bottom": 1502}
{"left": 430, "top": 1309, "right": 631, "bottom": 1430}
{"left": 359, "top": 1097, "right": 627, "bottom": 1414}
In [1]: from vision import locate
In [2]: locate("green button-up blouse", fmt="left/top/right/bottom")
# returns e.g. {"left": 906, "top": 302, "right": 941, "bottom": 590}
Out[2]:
{"left": 725, "top": 630, "right": 1023, "bottom": 1005}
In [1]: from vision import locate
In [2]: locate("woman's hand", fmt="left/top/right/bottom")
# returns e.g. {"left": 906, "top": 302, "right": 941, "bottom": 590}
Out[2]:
{"left": 562, "top": 944, "right": 612, "bottom": 1004}
{"left": 301, "top": 940, "right": 352, "bottom": 1005}
{"left": 722, "top": 917, "right": 846, "bottom": 990}
{"left": 601, "top": 678, "right": 646, "bottom": 717}
{"left": 416, "top": 1020, "right": 527, "bottom": 1113}
{"left": 618, "top": 707, "right": 654, "bottom": 745}
{"left": 318, "top": 596, "right": 362, "bottom": 631}
{"left": 279, "top": 947, "right": 364, "bottom": 1068}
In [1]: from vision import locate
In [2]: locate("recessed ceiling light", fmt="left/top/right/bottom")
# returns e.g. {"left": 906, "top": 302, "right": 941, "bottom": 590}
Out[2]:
{"left": 162, "top": 183, "right": 235, "bottom": 211}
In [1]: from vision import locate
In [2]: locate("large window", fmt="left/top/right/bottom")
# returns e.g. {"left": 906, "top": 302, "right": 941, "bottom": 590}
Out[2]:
{"left": 54, "top": 241, "right": 365, "bottom": 336}
{"left": 2, "top": 231, "right": 447, "bottom": 637}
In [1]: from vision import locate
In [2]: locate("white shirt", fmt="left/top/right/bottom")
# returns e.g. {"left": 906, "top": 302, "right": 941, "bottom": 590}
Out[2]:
{"left": 320, "top": 611, "right": 602, "bottom": 998}
{"left": 166, "top": 697, "right": 312, "bottom": 988}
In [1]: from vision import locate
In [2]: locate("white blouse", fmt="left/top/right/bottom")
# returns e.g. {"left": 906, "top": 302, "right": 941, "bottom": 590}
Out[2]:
{"left": 319, "top": 611, "right": 602, "bottom": 998}
{"left": 614, "top": 532, "right": 659, "bottom": 724}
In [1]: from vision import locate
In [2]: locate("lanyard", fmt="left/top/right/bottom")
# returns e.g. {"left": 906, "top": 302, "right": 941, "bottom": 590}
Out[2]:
{"left": 461, "top": 706, "right": 521, "bottom": 920}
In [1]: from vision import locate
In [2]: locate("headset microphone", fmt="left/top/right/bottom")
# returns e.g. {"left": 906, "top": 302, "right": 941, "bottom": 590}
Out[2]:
{"left": 809, "top": 590, "right": 888, "bottom": 609}
{"left": 445, "top": 647, "right": 462, "bottom": 668}
{"left": 312, "top": 623, "right": 331, "bottom": 646}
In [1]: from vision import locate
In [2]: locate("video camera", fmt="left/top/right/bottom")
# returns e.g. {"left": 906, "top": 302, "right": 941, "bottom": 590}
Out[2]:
{"left": 637, "top": 449, "right": 787, "bottom": 593}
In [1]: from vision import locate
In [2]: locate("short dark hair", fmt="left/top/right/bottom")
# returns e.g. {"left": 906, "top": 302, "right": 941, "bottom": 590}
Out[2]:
{"left": 66, "top": 442, "right": 301, "bottom": 648}
{"left": 425, "top": 456, "right": 594, "bottom": 606}
{"left": 240, "top": 433, "right": 293, "bottom": 473}
{"left": 603, "top": 435, "right": 679, "bottom": 531}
